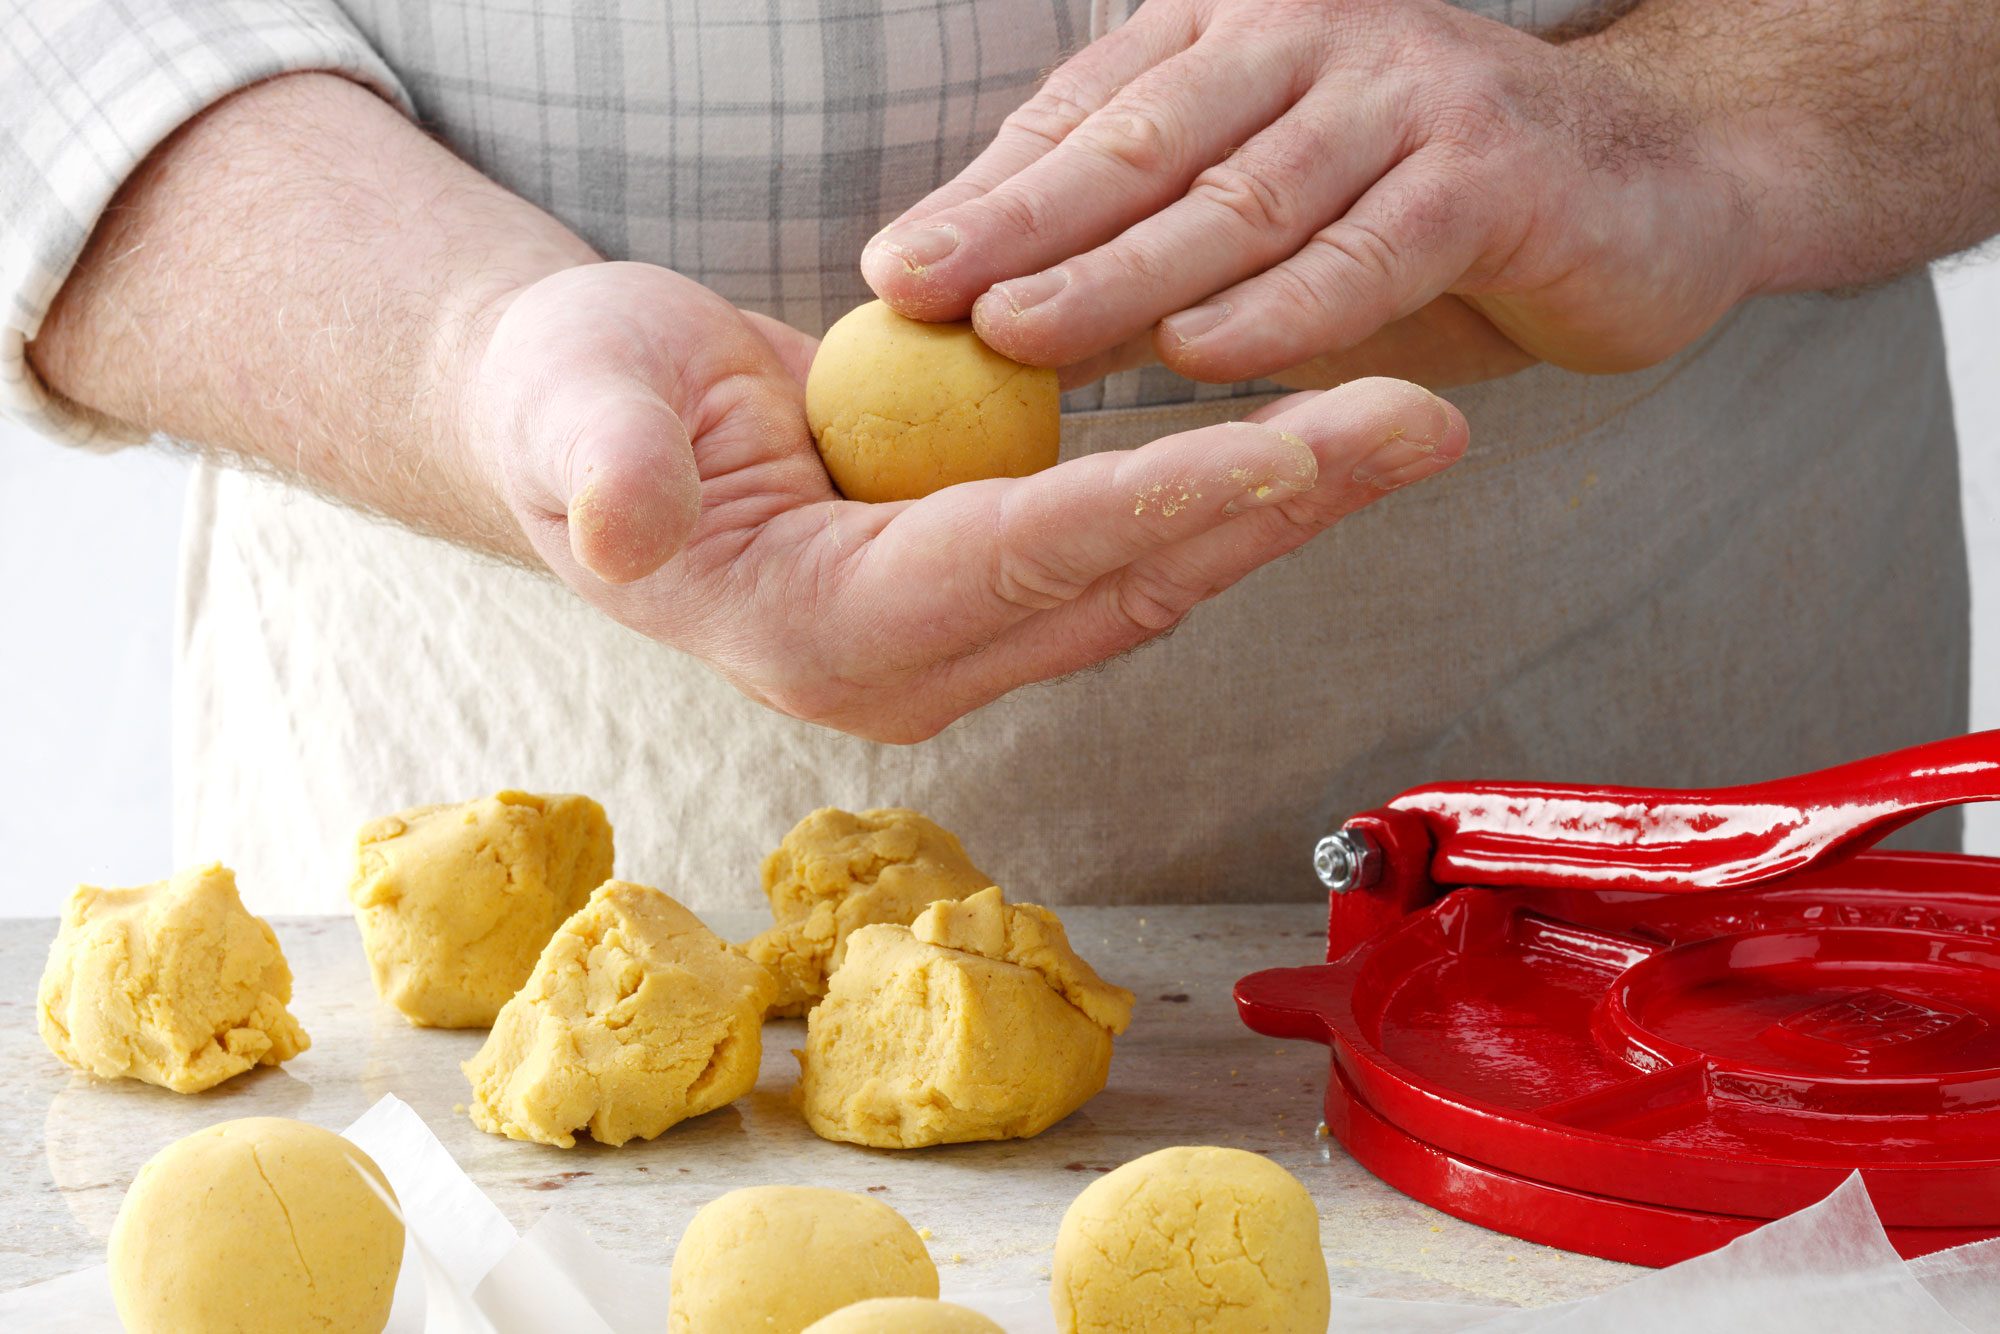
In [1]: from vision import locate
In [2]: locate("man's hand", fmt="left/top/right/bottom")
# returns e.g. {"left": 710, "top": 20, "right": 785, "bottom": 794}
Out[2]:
{"left": 462, "top": 262, "right": 1466, "bottom": 742}
{"left": 863, "top": 0, "right": 2000, "bottom": 391}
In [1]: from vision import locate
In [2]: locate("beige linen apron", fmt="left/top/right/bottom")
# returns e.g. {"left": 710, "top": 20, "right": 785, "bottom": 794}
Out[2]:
{"left": 157, "top": 0, "right": 1968, "bottom": 911}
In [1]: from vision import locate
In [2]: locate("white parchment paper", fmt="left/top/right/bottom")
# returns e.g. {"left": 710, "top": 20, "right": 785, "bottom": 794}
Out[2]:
{"left": 5, "top": 1094, "right": 1998, "bottom": 1333}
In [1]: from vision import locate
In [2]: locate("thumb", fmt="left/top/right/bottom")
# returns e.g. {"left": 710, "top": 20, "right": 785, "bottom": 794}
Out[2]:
{"left": 535, "top": 381, "right": 702, "bottom": 585}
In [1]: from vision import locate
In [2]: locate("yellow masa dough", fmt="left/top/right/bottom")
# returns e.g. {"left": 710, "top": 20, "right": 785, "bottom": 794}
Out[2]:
{"left": 349, "top": 790, "right": 614, "bottom": 1028}
{"left": 806, "top": 299, "right": 1060, "bottom": 501}
{"left": 37, "top": 863, "right": 308, "bottom": 1093}
{"left": 669, "top": 1185, "right": 939, "bottom": 1334}
{"left": 464, "top": 880, "right": 774, "bottom": 1147}
{"left": 110, "top": 1117, "right": 404, "bottom": 1334}
{"left": 803, "top": 1297, "right": 1004, "bottom": 1332}
{"left": 744, "top": 806, "right": 995, "bottom": 1017}
{"left": 800, "top": 886, "right": 1134, "bottom": 1147}
{"left": 1051, "top": 1146, "right": 1330, "bottom": 1334}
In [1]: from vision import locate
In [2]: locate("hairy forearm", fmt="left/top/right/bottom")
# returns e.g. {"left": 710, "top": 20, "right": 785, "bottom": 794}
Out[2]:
{"left": 28, "top": 72, "right": 595, "bottom": 558}
{"left": 1581, "top": 0, "right": 2000, "bottom": 293}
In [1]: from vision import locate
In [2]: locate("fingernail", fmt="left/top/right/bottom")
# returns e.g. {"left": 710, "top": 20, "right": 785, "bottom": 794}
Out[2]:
{"left": 991, "top": 268, "right": 1068, "bottom": 316}
{"left": 866, "top": 224, "right": 960, "bottom": 271}
{"left": 1351, "top": 390, "right": 1455, "bottom": 490}
{"left": 1162, "top": 302, "right": 1231, "bottom": 345}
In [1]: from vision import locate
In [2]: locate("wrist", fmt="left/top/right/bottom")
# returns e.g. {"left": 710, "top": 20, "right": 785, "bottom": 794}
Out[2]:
{"left": 425, "top": 238, "right": 598, "bottom": 563}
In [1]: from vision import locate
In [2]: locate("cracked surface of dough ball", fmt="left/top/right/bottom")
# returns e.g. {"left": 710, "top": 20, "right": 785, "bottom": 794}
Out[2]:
{"left": 806, "top": 300, "right": 1060, "bottom": 502}
{"left": 464, "top": 880, "right": 773, "bottom": 1147}
{"left": 110, "top": 1117, "right": 403, "bottom": 1334}
{"left": 1051, "top": 1146, "right": 1329, "bottom": 1334}
{"left": 800, "top": 886, "right": 1134, "bottom": 1147}
{"left": 37, "top": 864, "right": 308, "bottom": 1093}
{"left": 745, "top": 806, "right": 995, "bottom": 1017}
{"left": 350, "top": 790, "right": 614, "bottom": 1028}
{"left": 803, "top": 1297, "right": 1003, "bottom": 1333}
{"left": 670, "top": 1185, "right": 939, "bottom": 1334}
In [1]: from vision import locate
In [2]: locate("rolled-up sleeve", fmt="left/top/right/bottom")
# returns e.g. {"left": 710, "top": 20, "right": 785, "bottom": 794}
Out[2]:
{"left": 0, "top": 1, "right": 412, "bottom": 449}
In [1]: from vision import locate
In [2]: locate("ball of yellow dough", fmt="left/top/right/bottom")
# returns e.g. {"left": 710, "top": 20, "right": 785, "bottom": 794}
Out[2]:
{"left": 803, "top": 1298, "right": 1004, "bottom": 1333}
{"left": 37, "top": 863, "right": 309, "bottom": 1093}
{"left": 1051, "top": 1146, "right": 1330, "bottom": 1334}
{"left": 806, "top": 299, "right": 1060, "bottom": 501}
{"left": 669, "top": 1185, "right": 939, "bottom": 1334}
{"left": 110, "top": 1118, "right": 404, "bottom": 1334}
{"left": 744, "top": 806, "right": 996, "bottom": 1017}
{"left": 349, "top": 791, "right": 614, "bottom": 1028}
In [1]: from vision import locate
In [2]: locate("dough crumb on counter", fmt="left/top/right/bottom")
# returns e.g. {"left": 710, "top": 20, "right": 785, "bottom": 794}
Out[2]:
{"left": 464, "top": 880, "right": 773, "bottom": 1148}
{"left": 37, "top": 863, "right": 308, "bottom": 1093}
{"left": 744, "top": 806, "right": 994, "bottom": 1017}
{"left": 800, "top": 885, "right": 1134, "bottom": 1148}
{"left": 350, "top": 790, "right": 614, "bottom": 1028}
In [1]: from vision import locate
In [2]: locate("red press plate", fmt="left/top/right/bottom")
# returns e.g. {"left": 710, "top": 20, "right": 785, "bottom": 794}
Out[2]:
{"left": 1237, "top": 849, "right": 2000, "bottom": 1262}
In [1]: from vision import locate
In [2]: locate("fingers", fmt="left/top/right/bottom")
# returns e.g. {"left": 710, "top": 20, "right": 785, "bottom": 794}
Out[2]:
{"left": 1157, "top": 153, "right": 1489, "bottom": 383}
{"left": 970, "top": 87, "right": 1400, "bottom": 367}
{"left": 521, "top": 381, "right": 704, "bottom": 585}
{"left": 925, "top": 377, "right": 1468, "bottom": 701}
{"left": 1266, "top": 297, "right": 1539, "bottom": 392}
{"left": 864, "top": 21, "right": 1285, "bottom": 321}
{"left": 862, "top": 4, "right": 1194, "bottom": 276}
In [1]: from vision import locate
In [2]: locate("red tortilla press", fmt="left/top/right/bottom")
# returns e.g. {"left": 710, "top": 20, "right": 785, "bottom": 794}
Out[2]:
{"left": 1235, "top": 731, "right": 2000, "bottom": 1266}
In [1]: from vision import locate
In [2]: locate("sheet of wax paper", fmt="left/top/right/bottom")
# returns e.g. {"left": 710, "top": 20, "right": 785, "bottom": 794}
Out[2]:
{"left": 7, "top": 1094, "right": 2000, "bottom": 1333}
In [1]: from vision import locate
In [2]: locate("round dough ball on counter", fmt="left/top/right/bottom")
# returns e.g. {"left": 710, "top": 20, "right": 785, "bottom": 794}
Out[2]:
{"left": 110, "top": 1117, "right": 404, "bottom": 1334}
{"left": 464, "top": 880, "right": 774, "bottom": 1147}
{"left": 37, "top": 863, "right": 308, "bottom": 1093}
{"left": 744, "top": 806, "right": 995, "bottom": 1017}
{"left": 1051, "top": 1146, "right": 1329, "bottom": 1334}
{"left": 669, "top": 1185, "right": 939, "bottom": 1334}
{"left": 805, "top": 299, "right": 1060, "bottom": 502}
{"left": 800, "top": 886, "right": 1134, "bottom": 1147}
{"left": 803, "top": 1297, "right": 1003, "bottom": 1333}
{"left": 350, "top": 790, "right": 614, "bottom": 1028}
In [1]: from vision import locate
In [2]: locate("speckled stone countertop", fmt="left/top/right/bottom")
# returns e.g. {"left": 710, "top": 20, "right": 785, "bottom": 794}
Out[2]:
{"left": 0, "top": 906, "right": 1637, "bottom": 1308}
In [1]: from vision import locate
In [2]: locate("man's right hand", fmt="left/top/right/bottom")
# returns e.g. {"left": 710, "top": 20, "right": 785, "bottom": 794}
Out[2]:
{"left": 457, "top": 262, "right": 1468, "bottom": 742}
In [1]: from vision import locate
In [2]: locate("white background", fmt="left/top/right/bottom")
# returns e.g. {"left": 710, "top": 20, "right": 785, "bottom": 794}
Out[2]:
{"left": 1, "top": 261, "right": 1996, "bottom": 916}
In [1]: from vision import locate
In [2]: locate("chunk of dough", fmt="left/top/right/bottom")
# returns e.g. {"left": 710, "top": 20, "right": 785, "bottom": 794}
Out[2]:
{"left": 1051, "top": 1146, "right": 1330, "bottom": 1334}
{"left": 350, "top": 791, "right": 614, "bottom": 1028}
{"left": 37, "top": 864, "right": 308, "bottom": 1093}
{"left": 806, "top": 300, "right": 1060, "bottom": 502}
{"left": 800, "top": 886, "right": 1134, "bottom": 1147}
{"left": 670, "top": 1185, "right": 939, "bottom": 1334}
{"left": 110, "top": 1117, "right": 403, "bottom": 1334}
{"left": 464, "top": 881, "right": 774, "bottom": 1147}
{"left": 744, "top": 807, "right": 995, "bottom": 1017}
{"left": 804, "top": 1298, "right": 1003, "bottom": 1333}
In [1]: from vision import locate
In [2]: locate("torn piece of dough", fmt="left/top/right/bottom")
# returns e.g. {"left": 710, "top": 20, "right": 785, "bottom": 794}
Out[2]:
{"left": 350, "top": 790, "right": 614, "bottom": 1028}
{"left": 744, "top": 806, "right": 994, "bottom": 1017}
{"left": 1051, "top": 1145, "right": 1330, "bottom": 1334}
{"left": 37, "top": 863, "right": 309, "bottom": 1093}
{"left": 464, "top": 880, "right": 774, "bottom": 1147}
{"left": 670, "top": 1185, "right": 939, "bottom": 1334}
{"left": 800, "top": 886, "right": 1134, "bottom": 1147}
{"left": 110, "top": 1117, "right": 403, "bottom": 1334}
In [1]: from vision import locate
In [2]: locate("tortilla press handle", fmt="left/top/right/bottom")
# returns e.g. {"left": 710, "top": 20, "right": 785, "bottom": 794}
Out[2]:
{"left": 1321, "top": 729, "right": 2000, "bottom": 900}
